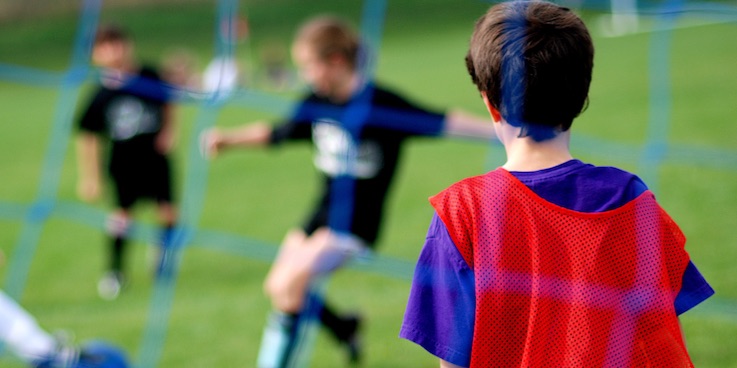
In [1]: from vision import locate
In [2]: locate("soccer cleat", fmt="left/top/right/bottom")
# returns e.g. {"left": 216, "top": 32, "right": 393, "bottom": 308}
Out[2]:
{"left": 75, "top": 340, "right": 130, "bottom": 368}
{"left": 32, "top": 336, "right": 129, "bottom": 368}
{"left": 342, "top": 315, "right": 363, "bottom": 366}
{"left": 32, "top": 343, "right": 77, "bottom": 368}
{"left": 97, "top": 272, "right": 125, "bottom": 300}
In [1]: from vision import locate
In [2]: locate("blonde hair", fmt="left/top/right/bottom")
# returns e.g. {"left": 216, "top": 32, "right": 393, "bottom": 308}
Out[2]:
{"left": 294, "top": 16, "right": 360, "bottom": 70}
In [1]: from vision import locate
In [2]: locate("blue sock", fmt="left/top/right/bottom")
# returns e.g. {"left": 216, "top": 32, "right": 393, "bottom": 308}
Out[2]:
{"left": 156, "top": 225, "right": 176, "bottom": 278}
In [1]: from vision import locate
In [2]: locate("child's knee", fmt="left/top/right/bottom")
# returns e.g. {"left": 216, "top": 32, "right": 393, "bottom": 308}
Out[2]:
{"left": 264, "top": 269, "right": 309, "bottom": 313}
{"left": 106, "top": 212, "right": 131, "bottom": 237}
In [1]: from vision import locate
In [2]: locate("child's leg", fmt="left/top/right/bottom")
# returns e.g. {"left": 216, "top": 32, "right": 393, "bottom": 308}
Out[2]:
{"left": 0, "top": 290, "right": 55, "bottom": 363}
{"left": 106, "top": 210, "right": 131, "bottom": 274}
{"left": 155, "top": 201, "right": 177, "bottom": 278}
{"left": 99, "top": 209, "right": 131, "bottom": 300}
{"left": 263, "top": 229, "right": 317, "bottom": 313}
{"left": 317, "top": 300, "right": 362, "bottom": 361}
{"left": 313, "top": 298, "right": 362, "bottom": 365}
{"left": 0, "top": 291, "right": 132, "bottom": 366}
{"left": 256, "top": 309, "right": 301, "bottom": 368}
{"left": 257, "top": 229, "right": 310, "bottom": 368}
{"left": 102, "top": 175, "right": 135, "bottom": 299}
{"left": 257, "top": 228, "right": 365, "bottom": 367}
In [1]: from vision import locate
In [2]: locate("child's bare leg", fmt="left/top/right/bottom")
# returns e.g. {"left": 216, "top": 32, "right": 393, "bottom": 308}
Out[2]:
{"left": 258, "top": 228, "right": 362, "bottom": 367}
{"left": 264, "top": 228, "right": 333, "bottom": 313}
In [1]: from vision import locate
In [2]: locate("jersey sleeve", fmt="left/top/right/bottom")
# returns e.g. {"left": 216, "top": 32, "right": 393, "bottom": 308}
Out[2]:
{"left": 269, "top": 120, "right": 312, "bottom": 145}
{"left": 400, "top": 213, "right": 475, "bottom": 367}
{"left": 369, "top": 87, "right": 445, "bottom": 137}
{"left": 137, "top": 66, "right": 172, "bottom": 103}
{"left": 269, "top": 97, "right": 317, "bottom": 145}
{"left": 675, "top": 261, "right": 715, "bottom": 315}
{"left": 77, "top": 91, "right": 106, "bottom": 134}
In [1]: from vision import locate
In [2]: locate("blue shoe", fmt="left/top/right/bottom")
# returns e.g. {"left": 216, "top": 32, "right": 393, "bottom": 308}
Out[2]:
{"left": 32, "top": 339, "right": 129, "bottom": 368}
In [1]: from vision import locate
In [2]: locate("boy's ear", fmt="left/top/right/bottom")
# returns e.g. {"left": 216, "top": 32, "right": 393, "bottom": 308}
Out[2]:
{"left": 480, "top": 91, "right": 502, "bottom": 123}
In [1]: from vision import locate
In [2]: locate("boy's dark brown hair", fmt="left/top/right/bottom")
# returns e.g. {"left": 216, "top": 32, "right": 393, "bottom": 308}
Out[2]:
{"left": 95, "top": 23, "right": 130, "bottom": 45}
{"left": 466, "top": 1, "right": 594, "bottom": 141}
{"left": 294, "top": 16, "right": 360, "bottom": 70}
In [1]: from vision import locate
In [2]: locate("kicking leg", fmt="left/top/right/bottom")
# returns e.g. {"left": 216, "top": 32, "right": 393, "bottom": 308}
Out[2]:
{"left": 257, "top": 228, "right": 363, "bottom": 367}
{"left": 0, "top": 290, "right": 55, "bottom": 364}
{"left": 257, "top": 229, "right": 317, "bottom": 368}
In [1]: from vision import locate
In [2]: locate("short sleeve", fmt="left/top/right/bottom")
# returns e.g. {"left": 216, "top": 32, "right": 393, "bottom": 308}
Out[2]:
{"left": 269, "top": 120, "right": 312, "bottom": 145}
{"left": 400, "top": 213, "right": 475, "bottom": 367}
{"left": 77, "top": 90, "right": 106, "bottom": 134}
{"left": 675, "top": 261, "right": 715, "bottom": 315}
{"left": 269, "top": 97, "right": 320, "bottom": 145}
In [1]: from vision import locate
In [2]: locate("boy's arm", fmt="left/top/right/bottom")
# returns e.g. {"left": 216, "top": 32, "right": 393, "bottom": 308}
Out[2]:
{"left": 443, "top": 109, "right": 497, "bottom": 141}
{"left": 201, "top": 121, "right": 273, "bottom": 158}
{"left": 76, "top": 132, "right": 102, "bottom": 202}
{"left": 156, "top": 104, "right": 176, "bottom": 154}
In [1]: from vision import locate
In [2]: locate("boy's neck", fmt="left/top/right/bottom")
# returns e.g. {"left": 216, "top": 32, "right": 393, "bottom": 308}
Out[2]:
{"left": 501, "top": 131, "right": 573, "bottom": 172}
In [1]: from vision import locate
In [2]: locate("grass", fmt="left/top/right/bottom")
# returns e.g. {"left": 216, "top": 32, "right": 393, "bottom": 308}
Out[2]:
{"left": 0, "top": 1, "right": 736, "bottom": 367}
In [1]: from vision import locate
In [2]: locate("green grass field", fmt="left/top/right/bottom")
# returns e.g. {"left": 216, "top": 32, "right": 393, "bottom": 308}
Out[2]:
{"left": 1, "top": 0, "right": 736, "bottom": 367}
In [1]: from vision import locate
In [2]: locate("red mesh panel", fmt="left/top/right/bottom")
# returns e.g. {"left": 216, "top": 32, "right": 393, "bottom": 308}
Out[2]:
{"left": 430, "top": 169, "right": 692, "bottom": 368}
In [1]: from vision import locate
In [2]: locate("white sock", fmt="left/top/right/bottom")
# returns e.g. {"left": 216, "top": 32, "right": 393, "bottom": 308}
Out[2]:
{"left": 256, "top": 311, "right": 298, "bottom": 368}
{"left": 0, "top": 290, "right": 56, "bottom": 363}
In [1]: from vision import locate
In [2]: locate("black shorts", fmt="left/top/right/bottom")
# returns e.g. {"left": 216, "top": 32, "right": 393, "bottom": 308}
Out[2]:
{"left": 302, "top": 200, "right": 377, "bottom": 247}
{"left": 109, "top": 154, "right": 173, "bottom": 209}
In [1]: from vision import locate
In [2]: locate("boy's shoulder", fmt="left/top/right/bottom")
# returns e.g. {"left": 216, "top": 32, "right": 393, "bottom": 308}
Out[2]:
{"left": 433, "top": 161, "right": 649, "bottom": 213}
{"left": 430, "top": 169, "right": 507, "bottom": 205}
{"left": 365, "top": 82, "right": 417, "bottom": 108}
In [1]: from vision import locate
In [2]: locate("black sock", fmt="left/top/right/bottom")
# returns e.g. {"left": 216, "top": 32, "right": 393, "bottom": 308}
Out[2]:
{"left": 318, "top": 301, "right": 357, "bottom": 342}
{"left": 110, "top": 236, "right": 125, "bottom": 274}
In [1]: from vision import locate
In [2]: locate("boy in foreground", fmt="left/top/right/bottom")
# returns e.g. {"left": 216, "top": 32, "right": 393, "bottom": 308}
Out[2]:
{"left": 203, "top": 15, "right": 494, "bottom": 367}
{"left": 400, "top": 2, "right": 714, "bottom": 367}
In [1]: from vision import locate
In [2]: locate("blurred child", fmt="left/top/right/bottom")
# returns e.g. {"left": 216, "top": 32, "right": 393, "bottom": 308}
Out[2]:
{"left": 0, "top": 289, "right": 129, "bottom": 367}
{"left": 400, "top": 2, "right": 714, "bottom": 367}
{"left": 0, "top": 249, "right": 129, "bottom": 368}
{"left": 258, "top": 39, "right": 296, "bottom": 92}
{"left": 202, "top": 15, "right": 495, "bottom": 367}
{"left": 76, "top": 24, "right": 178, "bottom": 300}
{"left": 202, "top": 15, "right": 250, "bottom": 99}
